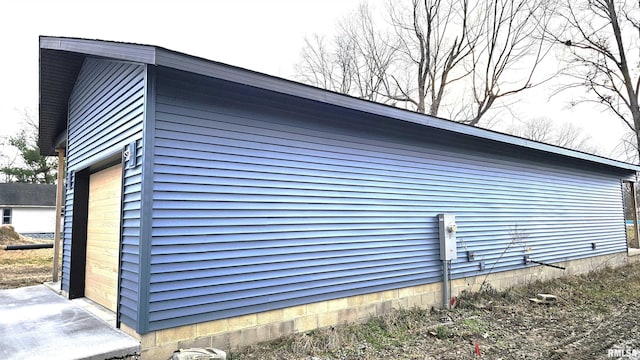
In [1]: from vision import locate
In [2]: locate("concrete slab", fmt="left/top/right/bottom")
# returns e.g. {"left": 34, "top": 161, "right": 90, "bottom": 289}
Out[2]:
{"left": 0, "top": 285, "right": 140, "bottom": 360}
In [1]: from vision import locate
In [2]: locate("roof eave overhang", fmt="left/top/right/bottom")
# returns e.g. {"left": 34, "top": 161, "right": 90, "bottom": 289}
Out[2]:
{"left": 40, "top": 36, "right": 157, "bottom": 65}
{"left": 38, "top": 36, "right": 640, "bottom": 172}
{"left": 154, "top": 48, "right": 640, "bottom": 172}
{"left": 38, "top": 36, "right": 157, "bottom": 156}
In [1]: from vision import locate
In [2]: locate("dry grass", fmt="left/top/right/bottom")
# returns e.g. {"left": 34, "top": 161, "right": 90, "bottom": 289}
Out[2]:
{"left": 0, "top": 225, "right": 58, "bottom": 289}
{"left": 232, "top": 261, "right": 640, "bottom": 359}
{"left": 0, "top": 248, "right": 54, "bottom": 289}
{"left": 238, "top": 307, "right": 434, "bottom": 360}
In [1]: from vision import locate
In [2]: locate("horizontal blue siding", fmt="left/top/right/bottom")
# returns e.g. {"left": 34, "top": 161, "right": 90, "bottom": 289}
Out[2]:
{"left": 119, "top": 139, "right": 143, "bottom": 327}
{"left": 61, "top": 181, "right": 73, "bottom": 292}
{"left": 62, "top": 58, "right": 145, "bottom": 331}
{"left": 146, "top": 69, "right": 630, "bottom": 331}
{"left": 148, "top": 74, "right": 438, "bottom": 330}
{"left": 67, "top": 59, "right": 145, "bottom": 169}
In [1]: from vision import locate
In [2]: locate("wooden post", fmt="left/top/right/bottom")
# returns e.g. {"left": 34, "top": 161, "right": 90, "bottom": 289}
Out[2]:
{"left": 52, "top": 148, "right": 65, "bottom": 283}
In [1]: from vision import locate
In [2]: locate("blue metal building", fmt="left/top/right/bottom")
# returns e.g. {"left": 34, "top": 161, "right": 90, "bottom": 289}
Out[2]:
{"left": 39, "top": 37, "right": 639, "bottom": 348}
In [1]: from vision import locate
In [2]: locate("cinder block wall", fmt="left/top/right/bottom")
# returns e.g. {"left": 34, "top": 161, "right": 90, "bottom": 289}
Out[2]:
{"left": 451, "top": 252, "right": 638, "bottom": 297}
{"left": 120, "top": 252, "right": 637, "bottom": 359}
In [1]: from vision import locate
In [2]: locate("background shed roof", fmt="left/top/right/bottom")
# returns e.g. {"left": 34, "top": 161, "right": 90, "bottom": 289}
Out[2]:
{"left": 0, "top": 183, "right": 56, "bottom": 207}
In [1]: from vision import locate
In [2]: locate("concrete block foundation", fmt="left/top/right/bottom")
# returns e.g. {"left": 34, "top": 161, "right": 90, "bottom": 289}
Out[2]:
{"left": 119, "top": 252, "right": 637, "bottom": 359}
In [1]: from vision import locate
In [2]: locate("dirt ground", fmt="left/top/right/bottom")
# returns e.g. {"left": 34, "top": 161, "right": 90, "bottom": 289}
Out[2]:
{"left": 233, "top": 262, "right": 640, "bottom": 360}
{"left": 0, "top": 226, "right": 58, "bottom": 289}
{"left": 0, "top": 248, "right": 55, "bottom": 289}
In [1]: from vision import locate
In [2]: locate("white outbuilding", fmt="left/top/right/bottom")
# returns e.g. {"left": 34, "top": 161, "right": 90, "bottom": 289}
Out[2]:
{"left": 0, "top": 183, "right": 56, "bottom": 236}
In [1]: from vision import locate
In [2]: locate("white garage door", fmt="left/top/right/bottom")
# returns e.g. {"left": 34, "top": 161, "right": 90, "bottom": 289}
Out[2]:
{"left": 85, "top": 164, "right": 122, "bottom": 312}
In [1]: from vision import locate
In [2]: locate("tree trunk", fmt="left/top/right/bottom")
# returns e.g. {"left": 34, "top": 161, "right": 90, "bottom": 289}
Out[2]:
{"left": 606, "top": 0, "right": 640, "bottom": 162}
{"left": 417, "top": 79, "right": 426, "bottom": 114}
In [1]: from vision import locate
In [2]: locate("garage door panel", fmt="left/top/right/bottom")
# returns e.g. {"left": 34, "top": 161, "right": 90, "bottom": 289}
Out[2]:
{"left": 85, "top": 164, "right": 122, "bottom": 312}
{"left": 86, "top": 245, "right": 119, "bottom": 258}
{"left": 87, "top": 230, "right": 121, "bottom": 239}
{"left": 86, "top": 264, "right": 117, "bottom": 279}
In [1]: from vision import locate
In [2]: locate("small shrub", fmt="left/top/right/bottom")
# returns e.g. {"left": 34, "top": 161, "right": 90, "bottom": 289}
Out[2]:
{"left": 463, "top": 319, "right": 482, "bottom": 334}
{"left": 436, "top": 325, "right": 449, "bottom": 339}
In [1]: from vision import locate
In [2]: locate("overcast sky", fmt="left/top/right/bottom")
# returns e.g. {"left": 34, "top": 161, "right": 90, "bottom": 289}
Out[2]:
{"left": 0, "top": 1, "right": 362, "bottom": 132}
{"left": 0, "top": 0, "right": 630, "bottom": 158}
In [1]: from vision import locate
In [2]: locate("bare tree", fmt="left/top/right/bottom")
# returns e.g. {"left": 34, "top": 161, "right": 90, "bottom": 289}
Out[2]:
{"left": 507, "top": 117, "right": 602, "bottom": 154}
{"left": 612, "top": 131, "right": 639, "bottom": 163}
{"left": 551, "top": 0, "right": 640, "bottom": 161}
{"left": 296, "top": 0, "right": 555, "bottom": 127}
{"left": 296, "top": 3, "right": 398, "bottom": 103}
{"left": 463, "top": 0, "right": 555, "bottom": 125}
{"left": 297, "top": 35, "right": 344, "bottom": 93}
{"left": 387, "top": 0, "right": 476, "bottom": 115}
{"left": 507, "top": 117, "right": 554, "bottom": 143}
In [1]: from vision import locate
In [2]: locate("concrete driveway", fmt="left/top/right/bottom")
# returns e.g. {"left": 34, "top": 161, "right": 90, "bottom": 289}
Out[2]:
{"left": 0, "top": 285, "right": 140, "bottom": 360}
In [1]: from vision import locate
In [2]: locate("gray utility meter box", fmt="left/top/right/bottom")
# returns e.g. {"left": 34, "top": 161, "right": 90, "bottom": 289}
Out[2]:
{"left": 438, "top": 214, "right": 457, "bottom": 260}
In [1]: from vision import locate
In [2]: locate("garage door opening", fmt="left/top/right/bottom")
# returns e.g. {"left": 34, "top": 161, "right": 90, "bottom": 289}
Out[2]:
{"left": 84, "top": 164, "right": 123, "bottom": 312}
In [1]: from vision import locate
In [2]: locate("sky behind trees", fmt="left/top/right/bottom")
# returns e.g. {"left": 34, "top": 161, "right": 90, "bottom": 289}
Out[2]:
{"left": 0, "top": 0, "right": 631, "bottom": 160}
